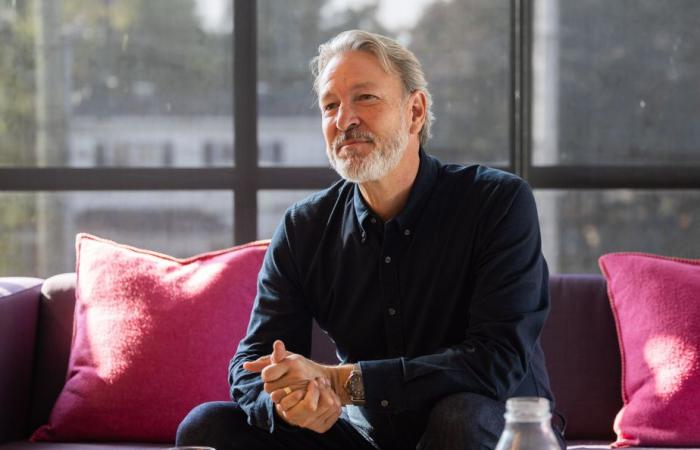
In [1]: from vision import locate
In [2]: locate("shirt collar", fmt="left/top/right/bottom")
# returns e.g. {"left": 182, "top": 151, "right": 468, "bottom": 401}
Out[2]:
{"left": 352, "top": 148, "right": 438, "bottom": 234}
{"left": 353, "top": 181, "right": 374, "bottom": 236}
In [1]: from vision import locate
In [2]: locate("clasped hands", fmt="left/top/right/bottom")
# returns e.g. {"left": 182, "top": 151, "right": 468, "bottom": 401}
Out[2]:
{"left": 243, "top": 340, "right": 352, "bottom": 433}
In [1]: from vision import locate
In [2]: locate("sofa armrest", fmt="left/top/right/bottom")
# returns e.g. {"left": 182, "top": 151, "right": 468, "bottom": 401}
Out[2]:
{"left": 0, "top": 277, "right": 43, "bottom": 443}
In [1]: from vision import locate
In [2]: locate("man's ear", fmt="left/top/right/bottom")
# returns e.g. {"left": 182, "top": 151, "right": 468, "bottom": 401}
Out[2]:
{"left": 408, "top": 90, "right": 427, "bottom": 136}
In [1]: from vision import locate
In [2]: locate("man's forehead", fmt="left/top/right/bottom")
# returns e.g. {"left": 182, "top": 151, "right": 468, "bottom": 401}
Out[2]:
{"left": 320, "top": 81, "right": 379, "bottom": 98}
{"left": 318, "top": 51, "right": 397, "bottom": 97}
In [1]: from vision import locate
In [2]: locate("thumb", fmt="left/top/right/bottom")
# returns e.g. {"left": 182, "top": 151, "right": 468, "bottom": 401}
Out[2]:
{"left": 271, "top": 339, "right": 287, "bottom": 364}
{"left": 308, "top": 378, "right": 320, "bottom": 412}
{"left": 242, "top": 355, "right": 271, "bottom": 372}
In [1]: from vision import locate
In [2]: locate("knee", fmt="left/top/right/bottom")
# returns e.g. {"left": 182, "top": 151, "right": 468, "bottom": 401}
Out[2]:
{"left": 176, "top": 401, "right": 244, "bottom": 447}
{"left": 419, "top": 393, "right": 505, "bottom": 450}
{"left": 431, "top": 392, "right": 505, "bottom": 430}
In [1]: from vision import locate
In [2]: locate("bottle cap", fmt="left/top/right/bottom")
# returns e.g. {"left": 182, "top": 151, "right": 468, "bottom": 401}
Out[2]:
{"left": 505, "top": 396, "right": 552, "bottom": 422}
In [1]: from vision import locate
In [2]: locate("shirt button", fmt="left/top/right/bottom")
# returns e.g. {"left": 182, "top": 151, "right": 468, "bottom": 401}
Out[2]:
{"left": 371, "top": 217, "right": 377, "bottom": 224}
{"left": 404, "top": 229, "right": 411, "bottom": 236}
{"left": 384, "top": 256, "right": 392, "bottom": 264}
{"left": 388, "top": 307, "right": 396, "bottom": 316}
{"left": 381, "top": 400, "right": 389, "bottom": 407}
{"left": 361, "top": 231, "right": 366, "bottom": 243}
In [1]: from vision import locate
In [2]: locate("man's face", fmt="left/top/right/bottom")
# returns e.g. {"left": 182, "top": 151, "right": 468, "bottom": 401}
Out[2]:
{"left": 318, "top": 50, "right": 412, "bottom": 183}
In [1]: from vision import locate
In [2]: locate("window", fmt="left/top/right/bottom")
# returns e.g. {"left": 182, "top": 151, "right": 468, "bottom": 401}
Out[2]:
{"left": 1, "top": 0, "right": 699, "bottom": 277}
{"left": 533, "top": 0, "right": 700, "bottom": 166}
{"left": 0, "top": 0, "right": 233, "bottom": 168}
{"left": 0, "top": 191, "right": 233, "bottom": 276}
{"left": 257, "top": 0, "right": 510, "bottom": 167}
{"left": 531, "top": 0, "right": 700, "bottom": 272}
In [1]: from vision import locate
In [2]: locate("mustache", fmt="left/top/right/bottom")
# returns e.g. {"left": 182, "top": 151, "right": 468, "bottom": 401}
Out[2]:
{"left": 332, "top": 130, "right": 375, "bottom": 153}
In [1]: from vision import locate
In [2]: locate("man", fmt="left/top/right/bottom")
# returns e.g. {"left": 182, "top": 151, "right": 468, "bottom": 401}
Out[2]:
{"left": 176, "top": 29, "right": 562, "bottom": 450}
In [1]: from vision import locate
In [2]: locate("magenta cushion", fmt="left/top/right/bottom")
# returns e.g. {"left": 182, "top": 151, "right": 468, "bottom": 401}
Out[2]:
{"left": 599, "top": 252, "right": 700, "bottom": 447}
{"left": 32, "top": 234, "right": 268, "bottom": 442}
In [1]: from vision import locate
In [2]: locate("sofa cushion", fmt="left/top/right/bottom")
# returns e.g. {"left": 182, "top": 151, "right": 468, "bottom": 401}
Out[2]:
{"left": 600, "top": 252, "right": 700, "bottom": 447}
{"left": 32, "top": 234, "right": 268, "bottom": 443}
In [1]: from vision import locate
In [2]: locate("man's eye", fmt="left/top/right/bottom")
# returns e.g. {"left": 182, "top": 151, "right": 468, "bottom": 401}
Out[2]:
{"left": 358, "top": 94, "right": 376, "bottom": 101}
{"left": 323, "top": 103, "right": 338, "bottom": 112}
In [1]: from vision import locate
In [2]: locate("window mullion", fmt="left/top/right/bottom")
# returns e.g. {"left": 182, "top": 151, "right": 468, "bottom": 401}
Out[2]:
{"left": 233, "top": 0, "right": 258, "bottom": 243}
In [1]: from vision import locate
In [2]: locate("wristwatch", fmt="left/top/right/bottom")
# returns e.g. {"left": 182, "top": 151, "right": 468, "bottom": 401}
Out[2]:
{"left": 344, "top": 363, "right": 366, "bottom": 405}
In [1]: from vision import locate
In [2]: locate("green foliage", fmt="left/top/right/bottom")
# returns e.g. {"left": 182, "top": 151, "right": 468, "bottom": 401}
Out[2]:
{"left": 410, "top": 0, "right": 510, "bottom": 164}
{"left": 64, "top": 0, "right": 232, "bottom": 115}
{"left": 0, "top": 2, "right": 36, "bottom": 165}
{"left": 0, "top": 192, "right": 36, "bottom": 275}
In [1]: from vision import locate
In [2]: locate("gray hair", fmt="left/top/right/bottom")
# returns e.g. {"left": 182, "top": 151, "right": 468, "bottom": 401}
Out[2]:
{"left": 310, "top": 29, "right": 434, "bottom": 146}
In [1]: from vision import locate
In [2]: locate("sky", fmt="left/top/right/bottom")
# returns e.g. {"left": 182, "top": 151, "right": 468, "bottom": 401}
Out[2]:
{"left": 194, "top": 0, "right": 230, "bottom": 32}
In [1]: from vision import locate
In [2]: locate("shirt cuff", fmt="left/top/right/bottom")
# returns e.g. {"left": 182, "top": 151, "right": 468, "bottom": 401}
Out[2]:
{"left": 243, "top": 389, "right": 276, "bottom": 433}
{"left": 254, "top": 393, "right": 304, "bottom": 434}
{"left": 359, "top": 358, "right": 407, "bottom": 412}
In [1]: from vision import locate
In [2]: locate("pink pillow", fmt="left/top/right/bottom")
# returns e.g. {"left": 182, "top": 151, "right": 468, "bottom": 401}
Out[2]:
{"left": 32, "top": 233, "right": 268, "bottom": 442}
{"left": 599, "top": 252, "right": 700, "bottom": 447}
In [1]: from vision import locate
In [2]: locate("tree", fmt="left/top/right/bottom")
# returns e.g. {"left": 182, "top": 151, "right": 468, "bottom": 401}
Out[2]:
{"left": 64, "top": 0, "right": 232, "bottom": 116}
{"left": 0, "top": 2, "right": 37, "bottom": 275}
{"left": 410, "top": 0, "right": 510, "bottom": 165}
{"left": 0, "top": 0, "right": 234, "bottom": 276}
{"left": 0, "top": 1, "right": 36, "bottom": 165}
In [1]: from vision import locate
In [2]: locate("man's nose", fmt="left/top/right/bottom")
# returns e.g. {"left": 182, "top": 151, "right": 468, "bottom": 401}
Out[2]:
{"left": 336, "top": 104, "right": 360, "bottom": 131}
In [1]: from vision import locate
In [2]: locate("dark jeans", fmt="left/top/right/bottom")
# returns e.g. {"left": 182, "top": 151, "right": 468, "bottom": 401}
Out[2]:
{"left": 176, "top": 393, "right": 565, "bottom": 450}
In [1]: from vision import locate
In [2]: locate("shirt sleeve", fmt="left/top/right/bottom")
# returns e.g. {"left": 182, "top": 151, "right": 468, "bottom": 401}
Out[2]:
{"left": 228, "top": 210, "right": 312, "bottom": 433}
{"left": 360, "top": 180, "right": 550, "bottom": 413}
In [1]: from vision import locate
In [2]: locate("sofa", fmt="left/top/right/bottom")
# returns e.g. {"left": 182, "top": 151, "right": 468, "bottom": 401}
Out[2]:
{"left": 0, "top": 271, "right": 629, "bottom": 449}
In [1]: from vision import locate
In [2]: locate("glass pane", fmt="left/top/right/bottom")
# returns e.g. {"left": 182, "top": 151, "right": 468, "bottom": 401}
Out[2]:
{"left": 258, "top": 190, "right": 316, "bottom": 239}
{"left": 258, "top": 0, "right": 509, "bottom": 167}
{"left": 0, "top": 0, "right": 233, "bottom": 167}
{"left": 532, "top": 0, "right": 700, "bottom": 165}
{"left": 0, "top": 191, "right": 234, "bottom": 278}
{"left": 535, "top": 190, "right": 700, "bottom": 274}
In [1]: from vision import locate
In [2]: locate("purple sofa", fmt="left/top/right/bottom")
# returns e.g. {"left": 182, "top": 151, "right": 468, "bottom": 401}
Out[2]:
{"left": 0, "top": 272, "right": 633, "bottom": 449}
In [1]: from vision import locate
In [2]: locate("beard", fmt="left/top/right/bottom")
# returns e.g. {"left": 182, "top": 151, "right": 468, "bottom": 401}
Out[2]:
{"left": 326, "top": 120, "right": 409, "bottom": 183}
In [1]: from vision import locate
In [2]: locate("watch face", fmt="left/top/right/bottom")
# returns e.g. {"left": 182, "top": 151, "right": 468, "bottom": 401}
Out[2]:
{"left": 349, "top": 371, "right": 365, "bottom": 401}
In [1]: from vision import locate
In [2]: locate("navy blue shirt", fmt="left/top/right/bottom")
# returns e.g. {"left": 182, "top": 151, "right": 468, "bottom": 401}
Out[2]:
{"left": 229, "top": 150, "right": 553, "bottom": 445}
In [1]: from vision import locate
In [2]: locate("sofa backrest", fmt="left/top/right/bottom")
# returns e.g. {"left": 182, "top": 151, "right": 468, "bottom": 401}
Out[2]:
{"left": 29, "top": 273, "right": 77, "bottom": 434}
{"left": 542, "top": 274, "right": 621, "bottom": 440}
{"left": 30, "top": 272, "right": 620, "bottom": 441}
{"left": 0, "top": 277, "right": 42, "bottom": 443}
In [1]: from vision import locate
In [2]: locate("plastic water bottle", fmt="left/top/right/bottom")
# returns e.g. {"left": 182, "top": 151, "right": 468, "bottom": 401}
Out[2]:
{"left": 494, "top": 397, "right": 561, "bottom": 450}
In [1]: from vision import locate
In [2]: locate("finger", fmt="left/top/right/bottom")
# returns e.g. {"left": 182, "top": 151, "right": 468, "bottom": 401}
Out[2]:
{"left": 269, "top": 387, "right": 290, "bottom": 404}
{"left": 306, "top": 389, "right": 341, "bottom": 433}
{"left": 269, "top": 384, "right": 303, "bottom": 404}
{"left": 274, "top": 403, "right": 297, "bottom": 427}
{"left": 317, "top": 402, "right": 341, "bottom": 432}
{"left": 265, "top": 378, "right": 309, "bottom": 395}
{"left": 321, "top": 379, "right": 342, "bottom": 416}
{"left": 304, "top": 378, "right": 320, "bottom": 412}
{"left": 260, "top": 361, "right": 289, "bottom": 383}
{"left": 271, "top": 339, "right": 287, "bottom": 364}
{"left": 316, "top": 378, "right": 338, "bottom": 411}
{"left": 242, "top": 355, "right": 271, "bottom": 372}
{"left": 277, "top": 389, "right": 306, "bottom": 412}
{"left": 280, "top": 381, "right": 316, "bottom": 427}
